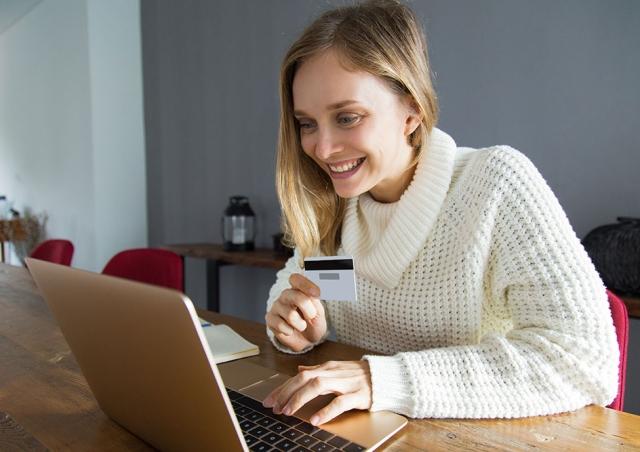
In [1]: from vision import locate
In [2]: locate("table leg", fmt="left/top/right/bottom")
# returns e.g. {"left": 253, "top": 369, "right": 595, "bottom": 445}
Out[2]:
{"left": 0, "top": 242, "right": 4, "bottom": 263}
{"left": 206, "top": 259, "right": 229, "bottom": 312}
{"left": 180, "top": 255, "right": 186, "bottom": 293}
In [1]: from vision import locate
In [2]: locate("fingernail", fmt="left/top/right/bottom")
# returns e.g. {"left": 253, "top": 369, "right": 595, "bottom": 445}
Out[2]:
{"left": 263, "top": 398, "right": 272, "bottom": 408}
{"left": 311, "top": 287, "right": 320, "bottom": 297}
{"left": 310, "top": 415, "right": 320, "bottom": 425}
{"left": 283, "top": 406, "right": 292, "bottom": 416}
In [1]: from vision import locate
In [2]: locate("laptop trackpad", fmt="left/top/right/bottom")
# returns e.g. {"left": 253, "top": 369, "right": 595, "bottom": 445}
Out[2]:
{"left": 239, "top": 373, "right": 406, "bottom": 450}
{"left": 217, "top": 360, "right": 280, "bottom": 391}
{"left": 239, "top": 374, "right": 333, "bottom": 423}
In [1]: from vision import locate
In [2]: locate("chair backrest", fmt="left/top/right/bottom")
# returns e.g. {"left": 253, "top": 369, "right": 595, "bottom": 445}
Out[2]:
{"left": 102, "top": 248, "right": 183, "bottom": 292}
{"left": 606, "top": 290, "right": 628, "bottom": 411}
{"left": 30, "top": 239, "right": 74, "bottom": 266}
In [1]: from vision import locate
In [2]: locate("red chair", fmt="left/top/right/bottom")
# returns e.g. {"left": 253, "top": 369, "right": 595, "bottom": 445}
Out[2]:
{"left": 30, "top": 239, "right": 74, "bottom": 266}
{"left": 102, "top": 248, "right": 183, "bottom": 292}
{"left": 606, "top": 290, "right": 628, "bottom": 411}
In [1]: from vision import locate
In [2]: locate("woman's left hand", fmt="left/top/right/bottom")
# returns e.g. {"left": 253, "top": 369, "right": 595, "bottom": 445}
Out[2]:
{"left": 262, "top": 360, "right": 372, "bottom": 426}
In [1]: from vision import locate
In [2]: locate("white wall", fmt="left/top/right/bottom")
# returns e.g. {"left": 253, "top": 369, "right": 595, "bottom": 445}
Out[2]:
{"left": 0, "top": 0, "right": 146, "bottom": 271}
{"left": 87, "top": 0, "right": 147, "bottom": 269}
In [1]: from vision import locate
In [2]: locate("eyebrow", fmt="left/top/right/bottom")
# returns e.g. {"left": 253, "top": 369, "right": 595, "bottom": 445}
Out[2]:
{"left": 293, "top": 100, "right": 360, "bottom": 117}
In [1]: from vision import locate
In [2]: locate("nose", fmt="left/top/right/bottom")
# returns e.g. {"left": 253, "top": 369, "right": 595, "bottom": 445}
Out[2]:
{"left": 313, "top": 127, "right": 342, "bottom": 161}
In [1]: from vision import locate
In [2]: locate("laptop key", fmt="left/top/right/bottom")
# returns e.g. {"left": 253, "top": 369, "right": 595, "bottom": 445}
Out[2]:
{"left": 290, "top": 448, "right": 312, "bottom": 452}
{"left": 272, "top": 413, "right": 303, "bottom": 427}
{"left": 274, "top": 438, "right": 298, "bottom": 451}
{"left": 270, "top": 421, "right": 289, "bottom": 433}
{"left": 312, "top": 429, "right": 333, "bottom": 442}
{"left": 262, "top": 432, "right": 284, "bottom": 445}
{"left": 343, "top": 444, "right": 366, "bottom": 452}
{"left": 226, "top": 388, "right": 243, "bottom": 400}
{"left": 241, "top": 396, "right": 273, "bottom": 414}
{"left": 248, "top": 426, "right": 270, "bottom": 438}
{"left": 250, "top": 442, "right": 272, "bottom": 452}
{"left": 283, "top": 428, "right": 304, "bottom": 440}
{"left": 310, "top": 442, "right": 335, "bottom": 452}
{"left": 296, "top": 422, "right": 316, "bottom": 434}
{"left": 244, "top": 435, "right": 259, "bottom": 447}
{"left": 295, "top": 434, "right": 318, "bottom": 447}
{"left": 327, "top": 436, "right": 349, "bottom": 448}
{"left": 247, "top": 411, "right": 264, "bottom": 422}
{"left": 257, "top": 416, "right": 277, "bottom": 427}
{"left": 248, "top": 405, "right": 275, "bottom": 417}
{"left": 236, "top": 406, "right": 252, "bottom": 417}
{"left": 240, "top": 419, "right": 256, "bottom": 431}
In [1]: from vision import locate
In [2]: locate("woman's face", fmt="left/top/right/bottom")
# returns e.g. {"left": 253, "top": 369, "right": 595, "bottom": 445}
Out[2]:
{"left": 292, "top": 49, "right": 421, "bottom": 202}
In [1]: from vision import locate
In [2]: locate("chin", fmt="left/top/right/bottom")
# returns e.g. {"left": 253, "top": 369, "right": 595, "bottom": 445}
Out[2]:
{"left": 332, "top": 184, "right": 367, "bottom": 199}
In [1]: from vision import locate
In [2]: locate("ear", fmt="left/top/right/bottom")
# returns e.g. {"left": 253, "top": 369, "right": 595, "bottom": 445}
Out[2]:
{"left": 403, "top": 98, "right": 422, "bottom": 136}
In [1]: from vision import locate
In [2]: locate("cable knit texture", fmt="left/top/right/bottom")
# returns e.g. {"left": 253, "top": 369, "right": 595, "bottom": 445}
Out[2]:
{"left": 266, "top": 128, "right": 619, "bottom": 418}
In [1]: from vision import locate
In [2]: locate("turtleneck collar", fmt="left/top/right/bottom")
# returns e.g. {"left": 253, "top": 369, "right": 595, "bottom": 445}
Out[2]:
{"left": 341, "top": 128, "right": 457, "bottom": 289}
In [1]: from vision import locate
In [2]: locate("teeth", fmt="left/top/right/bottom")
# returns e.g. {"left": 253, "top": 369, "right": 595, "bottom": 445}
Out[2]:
{"left": 329, "top": 158, "right": 363, "bottom": 173}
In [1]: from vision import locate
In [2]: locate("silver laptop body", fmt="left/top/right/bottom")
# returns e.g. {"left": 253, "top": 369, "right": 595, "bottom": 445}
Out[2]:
{"left": 26, "top": 258, "right": 407, "bottom": 451}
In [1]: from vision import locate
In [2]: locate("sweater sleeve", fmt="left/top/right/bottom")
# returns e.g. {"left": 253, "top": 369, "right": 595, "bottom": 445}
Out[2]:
{"left": 363, "top": 147, "right": 619, "bottom": 418}
{"left": 265, "top": 247, "right": 330, "bottom": 354}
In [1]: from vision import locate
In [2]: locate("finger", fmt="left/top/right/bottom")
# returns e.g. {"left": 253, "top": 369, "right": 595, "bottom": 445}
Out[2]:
{"left": 310, "top": 393, "right": 362, "bottom": 426}
{"left": 274, "top": 332, "right": 312, "bottom": 353}
{"left": 307, "top": 361, "right": 362, "bottom": 371}
{"left": 280, "top": 289, "right": 318, "bottom": 321}
{"left": 273, "top": 305, "right": 307, "bottom": 332}
{"left": 272, "top": 366, "right": 361, "bottom": 414}
{"left": 285, "top": 308, "right": 308, "bottom": 332}
{"left": 273, "top": 294, "right": 315, "bottom": 329}
{"left": 263, "top": 379, "right": 287, "bottom": 408}
{"left": 289, "top": 273, "right": 320, "bottom": 297}
{"left": 282, "top": 375, "right": 359, "bottom": 416}
{"left": 272, "top": 296, "right": 309, "bottom": 329}
{"left": 305, "top": 298, "right": 326, "bottom": 329}
{"left": 270, "top": 369, "right": 320, "bottom": 413}
{"left": 265, "top": 312, "right": 294, "bottom": 336}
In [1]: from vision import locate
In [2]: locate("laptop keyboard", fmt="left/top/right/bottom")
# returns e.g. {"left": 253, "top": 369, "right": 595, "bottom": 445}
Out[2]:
{"left": 227, "top": 388, "right": 366, "bottom": 452}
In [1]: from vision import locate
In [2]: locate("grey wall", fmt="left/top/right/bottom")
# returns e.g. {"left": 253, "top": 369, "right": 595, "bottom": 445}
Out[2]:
{"left": 141, "top": 0, "right": 640, "bottom": 412}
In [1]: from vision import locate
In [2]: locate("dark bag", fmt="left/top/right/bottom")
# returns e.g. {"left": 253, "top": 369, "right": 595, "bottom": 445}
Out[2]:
{"left": 582, "top": 217, "right": 640, "bottom": 296}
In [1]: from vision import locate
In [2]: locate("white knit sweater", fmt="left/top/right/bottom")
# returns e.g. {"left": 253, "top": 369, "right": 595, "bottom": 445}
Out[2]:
{"left": 266, "top": 128, "right": 619, "bottom": 419}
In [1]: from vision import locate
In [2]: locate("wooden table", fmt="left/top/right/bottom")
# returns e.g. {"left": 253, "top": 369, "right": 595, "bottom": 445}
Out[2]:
{"left": 162, "top": 243, "right": 289, "bottom": 311}
{"left": 620, "top": 295, "right": 640, "bottom": 318}
{"left": 1, "top": 263, "right": 639, "bottom": 451}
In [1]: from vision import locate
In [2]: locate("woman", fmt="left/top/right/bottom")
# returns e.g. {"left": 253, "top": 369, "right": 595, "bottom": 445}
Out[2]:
{"left": 263, "top": 0, "right": 618, "bottom": 425}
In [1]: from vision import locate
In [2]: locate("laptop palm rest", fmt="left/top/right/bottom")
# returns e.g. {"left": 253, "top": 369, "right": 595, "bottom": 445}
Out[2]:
{"left": 218, "top": 360, "right": 407, "bottom": 449}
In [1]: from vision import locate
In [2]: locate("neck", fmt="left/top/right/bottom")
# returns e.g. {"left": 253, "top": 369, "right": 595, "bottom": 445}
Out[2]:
{"left": 369, "top": 148, "right": 418, "bottom": 203}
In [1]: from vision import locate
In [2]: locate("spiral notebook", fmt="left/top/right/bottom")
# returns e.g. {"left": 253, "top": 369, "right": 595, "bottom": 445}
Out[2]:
{"left": 198, "top": 319, "right": 259, "bottom": 363}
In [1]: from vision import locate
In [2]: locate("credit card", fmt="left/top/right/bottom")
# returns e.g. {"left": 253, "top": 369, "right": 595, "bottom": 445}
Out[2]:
{"left": 303, "top": 256, "right": 357, "bottom": 302}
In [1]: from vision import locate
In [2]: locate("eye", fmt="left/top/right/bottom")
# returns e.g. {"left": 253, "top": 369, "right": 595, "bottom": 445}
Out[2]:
{"left": 337, "top": 114, "right": 360, "bottom": 126}
{"left": 297, "top": 118, "right": 316, "bottom": 134}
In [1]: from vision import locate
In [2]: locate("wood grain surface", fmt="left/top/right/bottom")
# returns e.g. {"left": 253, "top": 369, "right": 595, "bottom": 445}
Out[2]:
{"left": 1, "top": 263, "right": 638, "bottom": 451}
{"left": 161, "top": 243, "right": 288, "bottom": 269}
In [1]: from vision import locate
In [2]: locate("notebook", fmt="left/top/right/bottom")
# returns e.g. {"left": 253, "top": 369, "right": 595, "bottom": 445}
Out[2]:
{"left": 198, "top": 318, "right": 259, "bottom": 363}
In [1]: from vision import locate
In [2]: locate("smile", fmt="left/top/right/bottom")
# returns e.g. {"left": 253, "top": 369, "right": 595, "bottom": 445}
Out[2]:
{"left": 327, "top": 157, "right": 366, "bottom": 179}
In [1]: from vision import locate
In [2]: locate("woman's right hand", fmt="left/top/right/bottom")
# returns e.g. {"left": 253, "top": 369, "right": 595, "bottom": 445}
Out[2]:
{"left": 266, "top": 273, "right": 327, "bottom": 352}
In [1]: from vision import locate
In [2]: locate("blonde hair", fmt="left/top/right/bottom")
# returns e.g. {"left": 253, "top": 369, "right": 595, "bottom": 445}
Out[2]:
{"left": 276, "top": 0, "right": 439, "bottom": 259}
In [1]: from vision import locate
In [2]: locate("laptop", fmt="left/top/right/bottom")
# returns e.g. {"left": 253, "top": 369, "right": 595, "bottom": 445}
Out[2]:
{"left": 26, "top": 258, "right": 407, "bottom": 451}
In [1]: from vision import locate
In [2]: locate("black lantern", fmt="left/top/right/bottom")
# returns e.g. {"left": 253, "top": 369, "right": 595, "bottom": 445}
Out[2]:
{"left": 222, "top": 196, "right": 256, "bottom": 251}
